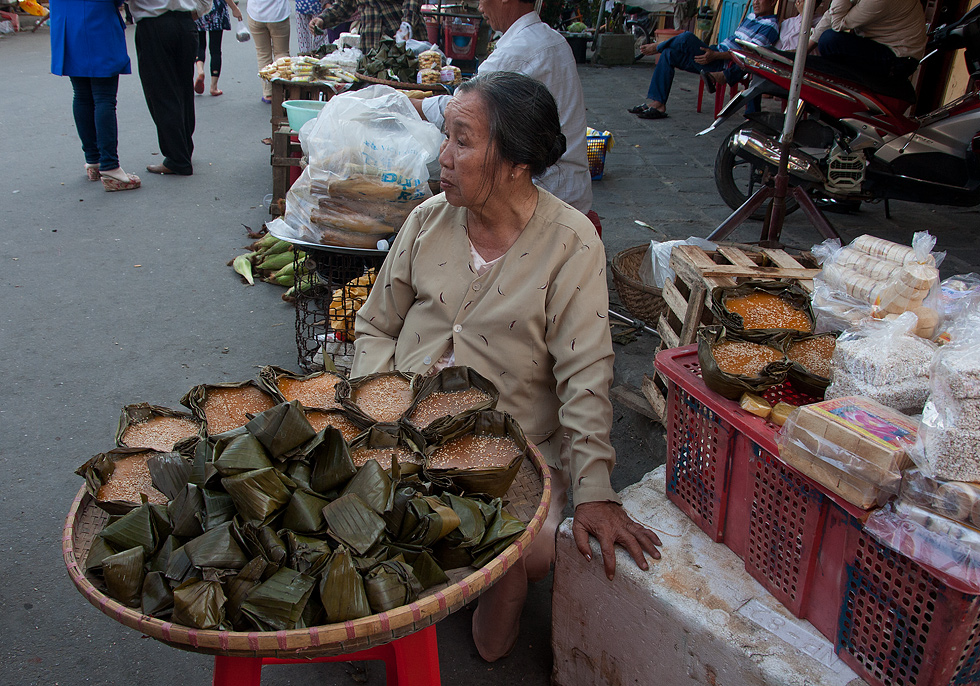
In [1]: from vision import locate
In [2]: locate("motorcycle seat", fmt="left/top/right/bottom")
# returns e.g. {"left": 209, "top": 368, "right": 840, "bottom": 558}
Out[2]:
{"left": 772, "top": 50, "right": 918, "bottom": 104}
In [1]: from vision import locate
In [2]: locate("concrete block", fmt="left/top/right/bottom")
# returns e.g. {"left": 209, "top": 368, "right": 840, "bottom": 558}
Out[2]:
{"left": 592, "top": 33, "right": 635, "bottom": 66}
{"left": 552, "top": 466, "right": 867, "bottom": 686}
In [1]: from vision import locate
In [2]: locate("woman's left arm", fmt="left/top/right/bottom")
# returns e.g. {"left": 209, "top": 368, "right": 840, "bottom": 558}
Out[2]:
{"left": 226, "top": 0, "right": 243, "bottom": 21}
{"left": 545, "top": 238, "right": 662, "bottom": 579}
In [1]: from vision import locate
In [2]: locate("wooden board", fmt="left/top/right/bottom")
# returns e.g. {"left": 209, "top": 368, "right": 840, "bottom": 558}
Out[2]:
{"left": 645, "top": 244, "right": 819, "bottom": 423}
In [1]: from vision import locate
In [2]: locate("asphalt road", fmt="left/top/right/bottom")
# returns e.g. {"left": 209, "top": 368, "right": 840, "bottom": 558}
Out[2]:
{"left": 2, "top": 22, "right": 978, "bottom": 686}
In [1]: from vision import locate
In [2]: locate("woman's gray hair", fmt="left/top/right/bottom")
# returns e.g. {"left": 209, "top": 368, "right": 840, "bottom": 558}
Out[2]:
{"left": 455, "top": 71, "right": 566, "bottom": 178}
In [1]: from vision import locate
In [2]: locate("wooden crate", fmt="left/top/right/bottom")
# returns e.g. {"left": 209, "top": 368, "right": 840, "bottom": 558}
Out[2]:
{"left": 643, "top": 244, "right": 820, "bottom": 421}
{"left": 270, "top": 80, "right": 335, "bottom": 132}
{"left": 270, "top": 125, "right": 302, "bottom": 216}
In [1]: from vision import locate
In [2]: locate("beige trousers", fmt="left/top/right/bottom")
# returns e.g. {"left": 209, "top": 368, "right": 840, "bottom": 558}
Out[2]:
{"left": 471, "top": 438, "right": 572, "bottom": 662}
{"left": 248, "top": 16, "right": 290, "bottom": 98}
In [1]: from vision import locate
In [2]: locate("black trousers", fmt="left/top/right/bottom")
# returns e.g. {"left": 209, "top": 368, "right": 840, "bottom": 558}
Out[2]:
{"left": 135, "top": 11, "right": 197, "bottom": 175}
{"left": 197, "top": 29, "right": 223, "bottom": 77}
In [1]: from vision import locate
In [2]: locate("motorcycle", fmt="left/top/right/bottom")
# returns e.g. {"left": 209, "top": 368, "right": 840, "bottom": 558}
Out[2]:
{"left": 701, "top": 5, "right": 980, "bottom": 221}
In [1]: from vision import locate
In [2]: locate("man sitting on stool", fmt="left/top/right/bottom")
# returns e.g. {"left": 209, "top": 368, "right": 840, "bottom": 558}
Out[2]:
{"left": 629, "top": 0, "right": 779, "bottom": 119}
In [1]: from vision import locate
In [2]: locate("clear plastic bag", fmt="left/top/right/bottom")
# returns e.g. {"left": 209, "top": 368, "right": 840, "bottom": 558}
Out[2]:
{"left": 865, "top": 501, "right": 980, "bottom": 593}
{"left": 235, "top": 18, "right": 251, "bottom": 42}
{"left": 825, "top": 312, "right": 936, "bottom": 414}
{"left": 637, "top": 237, "right": 716, "bottom": 289}
{"left": 275, "top": 86, "right": 444, "bottom": 248}
{"left": 810, "top": 233, "right": 943, "bottom": 336}
{"left": 900, "top": 468, "right": 980, "bottom": 530}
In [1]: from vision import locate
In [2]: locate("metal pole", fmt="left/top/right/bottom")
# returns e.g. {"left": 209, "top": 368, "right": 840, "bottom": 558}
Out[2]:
{"left": 764, "top": 0, "right": 819, "bottom": 244}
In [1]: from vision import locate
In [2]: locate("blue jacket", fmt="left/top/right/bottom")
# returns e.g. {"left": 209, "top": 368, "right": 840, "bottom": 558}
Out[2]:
{"left": 50, "top": 0, "right": 131, "bottom": 77}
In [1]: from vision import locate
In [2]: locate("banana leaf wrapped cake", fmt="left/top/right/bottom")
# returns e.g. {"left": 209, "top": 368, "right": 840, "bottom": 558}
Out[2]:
{"left": 405, "top": 366, "right": 498, "bottom": 434}
{"left": 116, "top": 403, "right": 202, "bottom": 455}
{"left": 181, "top": 381, "right": 280, "bottom": 436}
{"left": 258, "top": 365, "right": 347, "bottom": 412}
{"left": 341, "top": 371, "right": 417, "bottom": 424}
{"left": 77, "top": 448, "right": 174, "bottom": 514}
{"left": 698, "top": 325, "right": 792, "bottom": 399}
{"left": 77, "top": 395, "right": 533, "bottom": 633}
{"left": 304, "top": 408, "right": 368, "bottom": 442}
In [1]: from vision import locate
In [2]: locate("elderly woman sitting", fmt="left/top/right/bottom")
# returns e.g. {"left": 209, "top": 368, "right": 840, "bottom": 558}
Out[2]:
{"left": 352, "top": 71, "right": 662, "bottom": 662}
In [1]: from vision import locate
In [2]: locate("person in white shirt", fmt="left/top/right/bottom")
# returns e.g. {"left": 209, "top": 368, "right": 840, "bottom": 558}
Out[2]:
{"left": 417, "top": 0, "right": 593, "bottom": 218}
{"left": 129, "top": 0, "right": 201, "bottom": 175}
{"left": 246, "top": 0, "right": 292, "bottom": 102}
{"left": 775, "top": 0, "right": 823, "bottom": 51}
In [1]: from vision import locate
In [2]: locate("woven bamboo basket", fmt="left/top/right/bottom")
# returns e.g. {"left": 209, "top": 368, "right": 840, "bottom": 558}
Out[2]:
{"left": 63, "top": 447, "right": 551, "bottom": 659}
{"left": 611, "top": 245, "right": 667, "bottom": 326}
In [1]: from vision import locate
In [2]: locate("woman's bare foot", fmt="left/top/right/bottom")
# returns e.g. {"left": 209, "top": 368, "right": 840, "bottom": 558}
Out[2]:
{"left": 194, "top": 61, "right": 205, "bottom": 94}
{"left": 210, "top": 75, "right": 222, "bottom": 96}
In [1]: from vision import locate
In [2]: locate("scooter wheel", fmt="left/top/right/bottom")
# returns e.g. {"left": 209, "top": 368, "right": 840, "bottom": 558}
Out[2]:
{"left": 714, "top": 122, "right": 801, "bottom": 220}
{"left": 631, "top": 25, "right": 648, "bottom": 62}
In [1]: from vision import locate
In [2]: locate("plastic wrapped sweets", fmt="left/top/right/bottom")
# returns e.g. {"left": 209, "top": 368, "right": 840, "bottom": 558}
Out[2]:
{"left": 900, "top": 468, "right": 980, "bottom": 530}
{"left": 824, "top": 312, "right": 936, "bottom": 414}
{"left": 776, "top": 396, "right": 918, "bottom": 509}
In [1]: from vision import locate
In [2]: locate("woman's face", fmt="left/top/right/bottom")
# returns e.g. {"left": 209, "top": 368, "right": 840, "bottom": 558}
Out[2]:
{"left": 439, "top": 90, "right": 509, "bottom": 208}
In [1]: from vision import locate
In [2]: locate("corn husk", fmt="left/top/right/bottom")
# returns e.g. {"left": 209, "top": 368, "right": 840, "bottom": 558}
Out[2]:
{"left": 400, "top": 495, "right": 461, "bottom": 548}
{"left": 200, "top": 488, "right": 237, "bottom": 530}
{"left": 147, "top": 451, "right": 194, "bottom": 501}
{"left": 340, "top": 371, "right": 418, "bottom": 425}
{"left": 77, "top": 448, "right": 171, "bottom": 515}
{"left": 258, "top": 365, "right": 347, "bottom": 411}
{"left": 85, "top": 535, "right": 118, "bottom": 574}
{"left": 322, "top": 493, "right": 386, "bottom": 556}
{"left": 180, "top": 381, "right": 278, "bottom": 436}
{"left": 116, "top": 403, "right": 202, "bottom": 455}
{"left": 212, "top": 433, "right": 274, "bottom": 476}
{"left": 423, "top": 410, "right": 528, "bottom": 498}
{"left": 183, "top": 521, "right": 249, "bottom": 570}
{"left": 240, "top": 523, "right": 288, "bottom": 568}
{"left": 141, "top": 570, "right": 175, "bottom": 618}
{"left": 245, "top": 400, "right": 317, "bottom": 458}
{"left": 172, "top": 579, "right": 228, "bottom": 630}
{"left": 307, "top": 427, "right": 357, "bottom": 494}
{"left": 284, "top": 531, "right": 333, "bottom": 575}
{"left": 363, "top": 559, "right": 423, "bottom": 613}
{"left": 348, "top": 425, "right": 424, "bottom": 476}
{"left": 710, "top": 280, "right": 815, "bottom": 341}
{"left": 98, "top": 502, "right": 169, "bottom": 556}
{"left": 697, "top": 326, "right": 792, "bottom": 400}
{"left": 319, "top": 546, "right": 372, "bottom": 622}
{"left": 341, "top": 459, "right": 394, "bottom": 514}
{"left": 240, "top": 567, "right": 317, "bottom": 631}
{"left": 225, "top": 557, "right": 270, "bottom": 629}
{"left": 281, "top": 488, "right": 331, "bottom": 533}
{"left": 167, "top": 484, "right": 205, "bottom": 539}
{"left": 102, "top": 546, "right": 145, "bottom": 608}
{"left": 406, "top": 366, "right": 498, "bottom": 434}
{"left": 221, "top": 467, "right": 294, "bottom": 525}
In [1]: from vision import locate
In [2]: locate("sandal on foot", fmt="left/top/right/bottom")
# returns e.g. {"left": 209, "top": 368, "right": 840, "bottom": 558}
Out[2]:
{"left": 628, "top": 103, "right": 651, "bottom": 114}
{"left": 700, "top": 70, "right": 717, "bottom": 94}
{"left": 194, "top": 74, "right": 205, "bottom": 94}
{"left": 637, "top": 108, "right": 668, "bottom": 119}
{"left": 261, "top": 96, "right": 272, "bottom": 104}
{"left": 85, "top": 164, "right": 101, "bottom": 181}
{"left": 102, "top": 173, "right": 141, "bottom": 192}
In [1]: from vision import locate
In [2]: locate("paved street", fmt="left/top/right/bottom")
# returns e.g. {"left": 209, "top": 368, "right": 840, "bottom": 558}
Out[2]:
{"left": 1, "top": 24, "right": 977, "bottom": 686}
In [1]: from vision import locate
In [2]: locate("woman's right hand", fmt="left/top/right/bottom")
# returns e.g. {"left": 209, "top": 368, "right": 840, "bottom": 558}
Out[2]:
{"left": 309, "top": 17, "right": 324, "bottom": 34}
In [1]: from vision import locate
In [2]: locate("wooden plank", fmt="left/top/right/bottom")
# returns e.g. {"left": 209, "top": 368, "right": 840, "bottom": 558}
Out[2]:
{"left": 695, "top": 265, "right": 820, "bottom": 280}
{"left": 661, "top": 277, "right": 688, "bottom": 322}
{"left": 609, "top": 385, "right": 659, "bottom": 420}
{"left": 716, "top": 245, "right": 758, "bottom": 267}
{"left": 659, "top": 316, "right": 680, "bottom": 349}
{"left": 641, "top": 374, "right": 667, "bottom": 423}
{"left": 677, "top": 281, "right": 707, "bottom": 346}
{"left": 760, "top": 248, "right": 806, "bottom": 269}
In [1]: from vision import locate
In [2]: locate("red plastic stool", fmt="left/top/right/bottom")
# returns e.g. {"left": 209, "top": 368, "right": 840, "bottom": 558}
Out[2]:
{"left": 696, "top": 78, "right": 739, "bottom": 117}
{"left": 212, "top": 624, "right": 441, "bottom": 686}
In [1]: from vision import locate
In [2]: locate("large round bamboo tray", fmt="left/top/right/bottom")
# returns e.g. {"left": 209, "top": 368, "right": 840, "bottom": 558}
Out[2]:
{"left": 612, "top": 245, "right": 668, "bottom": 327}
{"left": 63, "top": 446, "right": 550, "bottom": 659}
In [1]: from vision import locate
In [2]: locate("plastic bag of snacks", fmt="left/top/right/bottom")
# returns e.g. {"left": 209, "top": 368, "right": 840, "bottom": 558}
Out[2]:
{"left": 824, "top": 312, "right": 936, "bottom": 414}
{"left": 811, "top": 232, "right": 943, "bottom": 337}
{"left": 912, "top": 299, "right": 980, "bottom": 481}
{"left": 900, "top": 468, "right": 980, "bottom": 530}
{"left": 696, "top": 325, "right": 791, "bottom": 400}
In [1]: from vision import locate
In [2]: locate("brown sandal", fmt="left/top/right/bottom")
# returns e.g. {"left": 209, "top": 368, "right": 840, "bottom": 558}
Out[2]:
{"left": 85, "top": 164, "right": 101, "bottom": 181}
{"left": 102, "top": 173, "right": 142, "bottom": 192}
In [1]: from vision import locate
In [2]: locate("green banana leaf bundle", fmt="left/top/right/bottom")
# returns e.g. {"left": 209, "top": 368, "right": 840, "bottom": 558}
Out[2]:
{"left": 363, "top": 559, "right": 423, "bottom": 613}
{"left": 784, "top": 332, "right": 838, "bottom": 397}
{"left": 167, "top": 483, "right": 205, "bottom": 539}
{"left": 258, "top": 365, "right": 348, "bottom": 412}
{"left": 349, "top": 425, "right": 425, "bottom": 475}
{"left": 141, "top": 570, "right": 174, "bottom": 617}
{"left": 245, "top": 400, "right": 317, "bottom": 459}
{"left": 183, "top": 521, "right": 249, "bottom": 570}
{"left": 99, "top": 502, "right": 171, "bottom": 556}
{"left": 212, "top": 433, "right": 274, "bottom": 477}
{"left": 281, "top": 487, "right": 331, "bottom": 533}
{"left": 240, "top": 567, "right": 317, "bottom": 631}
{"left": 225, "top": 557, "right": 270, "bottom": 628}
{"left": 222, "top": 467, "right": 294, "bottom": 525}
{"left": 147, "top": 535, "right": 178, "bottom": 574}
{"left": 340, "top": 371, "right": 418, "bottom": 425}
{"left": 307, "top": 426, "right": 357, "bottom": 494}
{"left": 283, "top": 531, "right": 333, "bottom": 575}
{"left": 696, "top": 325, "right": 792, "bottom": 400}
{"left": 102, "top": 546, "right": 145, "bottom": 608}
{"left": 319, "top": 546, "right": 372, "bottom": 622}
{"left": 423, "top": 410, "right": 528, "bottom": 498}
{"left": 76, "top": 447, "right": 173, "bottom": 515}
{"left": 147, "top": 451, "right": 194, "bottom": 501}
{"left": 200, "top": 488, "right": 237, "bottom": 530}
{"left": 341, "top": 458, "right": 395, "bottom": 514}
{"left": 172, "top": 579, "right": 228, "bottom": 630}
{"left": 322, "top": 493, "right": 386, "bottom": 556}
{"left": 85, "top": 536, "right": 118, "bottom": 574}
{"left": 240, "top": 523, "right": 288, "bottom": 569}
{"left": 404, "top": 366, "right": 499, "bottom": 435}
{"left": 115, "top": 402, "right": 202, "bottom": 456}
{"left": 180, "top": 381, "right": 281, "bottom": 436}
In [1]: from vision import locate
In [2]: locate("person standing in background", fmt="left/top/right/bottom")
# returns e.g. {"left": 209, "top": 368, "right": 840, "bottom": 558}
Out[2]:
{"left": 194, "top": 0, "right": 243, "bottom": 96}
{"left": 50, "top": 0, "right": 141, "bottom": 190}
{"left": 309, "top": 0, "right": 422, "bottom": 52}
{"left": 295, "top": 0, "right": 328, "bottom": 53}
{"left": 129, "top": 0, "right": 199, "bottom": 175}
{"left": 246, "top": 0, "right": 291, "bottom": 103}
